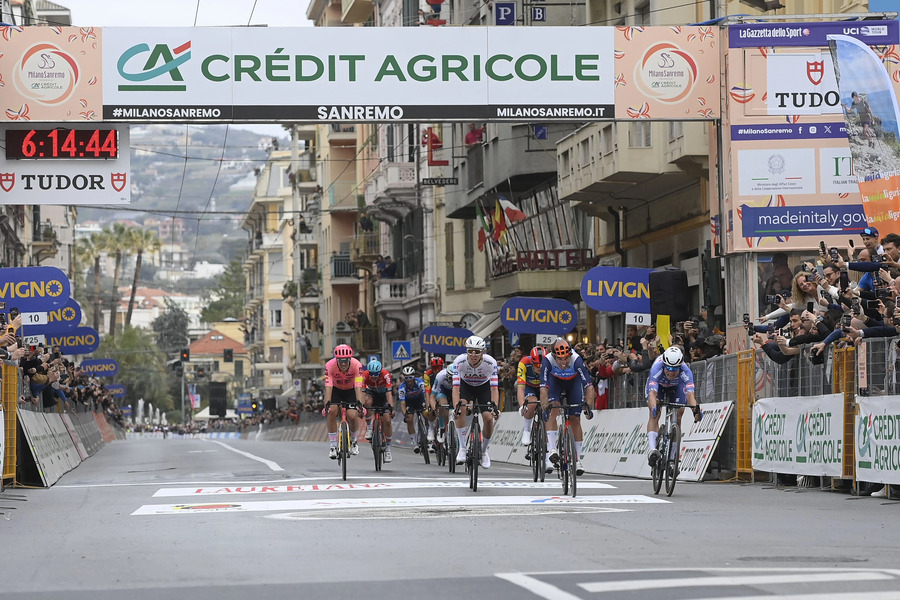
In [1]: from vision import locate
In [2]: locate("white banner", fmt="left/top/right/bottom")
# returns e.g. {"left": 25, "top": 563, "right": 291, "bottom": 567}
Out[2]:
{"left": 752, "top": 394, "right": 845, "bottom": 476}
{"left": 101, "top": 27, "right": 615, "bottom": 122}
{"left": 488, "top": 401, "right": 733, "bottom": 481}
{"left": 856, "top": 395, "right": 900, "bottom": 485}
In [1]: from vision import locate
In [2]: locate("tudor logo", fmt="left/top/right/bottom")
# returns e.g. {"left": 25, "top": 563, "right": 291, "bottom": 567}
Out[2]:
{"left": 111, "top": 172, "right": 127, "bottom": 192}
{"left": 0, "top": 173, "right": 13, "bottom": 192}
{"left": 807, "top": 60, "right": 824, "bottom": 86}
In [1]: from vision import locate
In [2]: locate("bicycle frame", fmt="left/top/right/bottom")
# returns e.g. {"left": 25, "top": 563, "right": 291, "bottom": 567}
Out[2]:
{"left": 523, "top": 399, "right": 547, "bottom": 483}
{"left": 408, "top": 407, "right": 431, "bottom": 465}
{"left": 370, "top": 404, "right": 391, "bottom": 471}
{"left": 651, "top": 400, "right": 683, "bottom": 497}
{"left": 550, "top": 400, "right": 579, "bottom": 498}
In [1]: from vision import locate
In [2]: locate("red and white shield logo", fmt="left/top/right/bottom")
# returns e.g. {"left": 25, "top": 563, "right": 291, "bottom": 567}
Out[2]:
{"left": 807, "top": 60, "right": 824, "bottom": 86}
{"left": 111, "top": 172, "right": 127, "bottom": 192}
{"left": 0, "top": 173, "right": 14, "bottom": 192}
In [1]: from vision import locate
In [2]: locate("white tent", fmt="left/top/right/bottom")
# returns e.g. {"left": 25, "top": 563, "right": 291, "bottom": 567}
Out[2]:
{"left": 192, "top": 406, "right": 237, "bottom": 421}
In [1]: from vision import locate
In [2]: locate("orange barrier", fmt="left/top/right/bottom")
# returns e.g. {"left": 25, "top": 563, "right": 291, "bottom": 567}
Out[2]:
{"left": 2, "top": 363, "right": 18, "bottom": 484}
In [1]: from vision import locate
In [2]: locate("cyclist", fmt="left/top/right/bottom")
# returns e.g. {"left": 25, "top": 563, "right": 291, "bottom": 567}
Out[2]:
{"left": 323, "top": 344, "right": 365, "bottom": 459}
{"left": 451, "top": 335, "right": 500, "bottom": 468}
{"left": 362, "top": 359, "right": 395, "bottom": 463}
{"left": 430, "top": 361, "right": 455, "bottom": 447}
{"left": 423, "top": 356, "right": 444, "bottom": 443}
{"left": 397, "top": 365, "right": 428, "bottom": 453}
{"left": 540, "top": 338, "right": 595, "bottom": 476}
{"left": 646, "top": 345, "right": 702, "bottom": 467}
{"left": 517, "top": 346, "right": 554, "bottom": 474}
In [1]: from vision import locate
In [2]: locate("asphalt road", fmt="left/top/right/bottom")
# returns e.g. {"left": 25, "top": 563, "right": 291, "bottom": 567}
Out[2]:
{"left": 1, "top": 438, "right": 899, "bottom": 600}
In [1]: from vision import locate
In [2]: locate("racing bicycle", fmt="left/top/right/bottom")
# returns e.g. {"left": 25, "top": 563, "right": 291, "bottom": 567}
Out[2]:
{"left": 652, "top": 395, "right": 683, "bottom": 497}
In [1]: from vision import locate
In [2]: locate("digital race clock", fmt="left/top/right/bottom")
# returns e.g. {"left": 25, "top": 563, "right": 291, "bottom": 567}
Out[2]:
{"left": 5, "top": 128, "right": 118, "bottom": 159}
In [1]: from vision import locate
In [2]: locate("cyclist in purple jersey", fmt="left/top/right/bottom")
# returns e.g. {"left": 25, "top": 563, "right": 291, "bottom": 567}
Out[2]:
{"left": 646, "top": 346, "right": 702, "bottom": 467}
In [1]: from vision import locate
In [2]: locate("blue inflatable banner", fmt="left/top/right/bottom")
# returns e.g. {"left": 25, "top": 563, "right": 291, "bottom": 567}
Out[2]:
{"left": 44, "top": 326, "right": 100, "bottom": 355}
{"left": 580, "top": 266, "right": 653, "bottom": 314}
{"left": 0, "top": 266, "right": 70, "bottom": 310}
{"left": 501, "top": 297, "right": 577, "bottom": 334}
{"left": 420, "top": 326, "right": 474, "bottom": 354}
{"left": 80, "top": 358, "right": 118, "bottom": 378}
{"left": 25, "top": 298, "right": 83, "bottom": 331}
{"left": 107, "top": 384, "right": 126, "bottom": 399}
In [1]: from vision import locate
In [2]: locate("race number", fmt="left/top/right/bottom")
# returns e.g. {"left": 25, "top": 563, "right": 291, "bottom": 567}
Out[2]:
{"left": 625, "top": 313, "right": 650, "bottom": 326}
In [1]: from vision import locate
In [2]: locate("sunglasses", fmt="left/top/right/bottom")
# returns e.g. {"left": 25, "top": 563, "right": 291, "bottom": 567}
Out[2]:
{"left": 337, "top": 358, "right": 350, "bottom": 364}
{"left": 467, "top": 349, "right": 484, "bottom": 355}
{"left": 664, "top": 365, "right": 680, "bottom": 372}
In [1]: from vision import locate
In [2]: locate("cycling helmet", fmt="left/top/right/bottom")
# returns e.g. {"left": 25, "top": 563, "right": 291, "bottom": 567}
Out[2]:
{"left": 401, "top": 365, "right": 416, "bottom": 378}
{"left": 529, "top": 346, "right": 546, "bottom": 364}
{"left": 430, "top": 357, "right": 445, "bottom": 370}
{"left": 552, "top": 340, "right": 571, "bottom": 358}
{"left": 464, "top": 336, "right": 486, "bottom": 352}
{"left": 662, "top": 346, "right": 684, "bottom": 370}
{"left": 445, "top": 363, "right": 457, "bottom": 376}
{"left": 367, "top": 359, "right": 382, "bottom": 375}
{"left": 333, "top": 344, "right": 353, "bottom": 359}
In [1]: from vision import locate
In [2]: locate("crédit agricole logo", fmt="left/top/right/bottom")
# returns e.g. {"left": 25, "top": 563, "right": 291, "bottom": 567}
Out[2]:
{"left": 117, "top": 41, "right": 192, "bottom": 91}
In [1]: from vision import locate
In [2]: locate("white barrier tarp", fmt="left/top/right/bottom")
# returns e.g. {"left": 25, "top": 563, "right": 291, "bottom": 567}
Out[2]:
{"left": 856, "top": 394, "right": 900, "bottom": 485}
{"left": 752, "top": 393, "right": 845, "bottom": 477}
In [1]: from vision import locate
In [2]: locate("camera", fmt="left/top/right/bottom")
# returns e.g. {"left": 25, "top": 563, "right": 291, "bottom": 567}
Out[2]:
{"left": 842, "top": 313, "right": 852, "bottom": 327}
{"left": 690, "top": 319, "right": 699, "bottom": 329}
{"left": 840, "top": 270, "right": 850, "bottom": 291}
{"left": 800, "top": 263, "right": 812, "bottom": 273}
{"left": 875, "top": 288, "right": 893, "bottom": 299}
{"left": 863, "top": 299, "right": 881, "bottom": 310}
{"left": 765, "top": 294, "right": 782, "bottom": 305}
{"left": 830, "top": 247, "right": 840, "bottom": 262}
{"left": 819, "top": 241, "right": 827, "bottom": 254}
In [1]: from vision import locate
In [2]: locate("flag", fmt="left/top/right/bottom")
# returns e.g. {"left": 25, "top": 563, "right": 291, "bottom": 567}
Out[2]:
{"left": 475, "top": 201, "right": 490, "bottom": 252}
{"left": 829, "top": 34, "right": 900, "bottom": 237}
{"left": 498, "top": 196, "right": 527, "bottom": 223}
{"left": 491, "top": 199, "right": 507, "bottom": 244}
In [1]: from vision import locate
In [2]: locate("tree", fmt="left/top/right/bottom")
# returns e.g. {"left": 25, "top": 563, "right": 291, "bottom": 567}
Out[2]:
{"left": 74, "top": 233, "right": 105, "bottom": 330}
{"left": 125, "top": 227, "right": 161, "bottom": 328}
{"left": 103, "top": 222, "right": 132, "bottom": 339}
{"left": 95, "top": 326, "right": 172, "bottom": 413}
{"left": 152, "top": 298, "right": 191, "bottom": 354}
{"left": 201, "top": 260, "right": 246, "bottom": 323}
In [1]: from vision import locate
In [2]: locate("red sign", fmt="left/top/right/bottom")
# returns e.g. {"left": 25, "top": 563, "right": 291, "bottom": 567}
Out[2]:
{"left": 492, "top": 249, "right": 595, "bottom": 276}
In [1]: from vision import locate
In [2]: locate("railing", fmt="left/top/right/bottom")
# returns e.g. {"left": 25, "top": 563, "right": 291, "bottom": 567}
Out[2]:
{"left": 466, "top": 146, "right": 483, "bottom": 189}
{"left": 374, "top": 278, "right": 409, "bottom": 304}
{"left": 330, "top": 254, "right": 356, "bottom": 279}
{"left": 350, "top": 232, "right": 380, "bottom": 264}
{"left": 353, "top": 325, "right": 381, "bottom": 352}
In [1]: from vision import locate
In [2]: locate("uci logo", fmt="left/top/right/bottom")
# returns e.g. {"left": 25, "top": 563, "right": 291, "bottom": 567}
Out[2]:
{"left": 117, "top": 41, "right": 192, "bottom": 92}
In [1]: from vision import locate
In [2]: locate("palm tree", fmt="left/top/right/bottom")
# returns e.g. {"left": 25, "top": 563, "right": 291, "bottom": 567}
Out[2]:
{"left": 75, "top": 233, "right": 104, "bottom": 330}
{"left": 125, "top": 227, "right": 161, "bottom": 328}
{"left": 103, "top": 223, "right": 133, "bottom": 339}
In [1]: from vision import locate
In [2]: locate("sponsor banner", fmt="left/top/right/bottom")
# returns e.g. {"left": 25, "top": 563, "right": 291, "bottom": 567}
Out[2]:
{"left": 829, "top": 35, "right": 900, "bottom": 238}
{"left": 730, "top": 122, "right": 849, "bottom": 141}
{"left": 766, "top": 52, "right": 840, "bottom": 116}
{"left": 740, "top": 204, "right": 867, "bottom": 238}
{"left": 16, "top": 410, "right": 82, "bottom": 487}
{"left": 856, "top": 395, "right": 900, "bottom": 485}
{"left": 489, "top": 401, "right": 733, "bottom": 481}
{"left": 79, "top": 358, "right": 119, "bottom": 378}
{"left": 752, "top": 394, "right": 845, "bottom": 477}
{"left": 729, "top": 21, "right": 898, "bottom": 49}
{"left": 44, "top": 326, "right": 100, "bottom": 355}
{"left": 420, "top": 326, "right": 474, "bottom": 354}
{"left": 500, "top": 297, "right": 577, "bottom": 335}
{"left": 106, "top": 384, "right": 126, "bottom": 399}
{"left": 0, "top": 125, "right": 131, "bottom": 205}
{"left": 24, "top": 297, "right": 83, "bottom": 331}
{"left": 0, "top": 267, "right": 70, "bottom": 310}
{"left": 580, "top": 266, "right": 652, "bottom": 314}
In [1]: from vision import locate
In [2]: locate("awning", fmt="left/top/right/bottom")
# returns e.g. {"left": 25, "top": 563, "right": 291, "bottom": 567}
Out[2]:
{"left": 277, "top": 385, "right": 301, "bottom": 401}
{"left": 469, "top": 312, "right": 502, "bottom": 340}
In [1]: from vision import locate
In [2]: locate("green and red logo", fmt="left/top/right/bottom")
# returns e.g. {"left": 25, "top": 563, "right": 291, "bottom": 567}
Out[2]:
{"left": 117, "top": 41, "right": 191, "bottom": 92}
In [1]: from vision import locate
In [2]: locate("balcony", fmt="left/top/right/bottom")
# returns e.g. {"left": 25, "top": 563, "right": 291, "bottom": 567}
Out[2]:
{"left": 328, "top": 124, "right": 356, "bottom": 146}
{"left": 327, "top": 179, "right": 358, "bottom": 212}
{"left": 330, "top": 253, "right": 357, "bottom": 283}
{"left": 369, "top": 162, "right": 417, "bottom": 207}
{"left": 295, "top": 232, "right": 318, "bottom": 247}
{"left": 341, "top": 0, "right": 372, "bottom": 22}
{"left": 32, "top": 223, "right": 59, "bottom": 263}
{"left": 352, "top": 325, "right": 381, "bottom": 354}
{"left": 350, "top": 232, "right": 380, "bottom": 266}
{"left": 373, "top": 277, "right": 409, "bottom": 310}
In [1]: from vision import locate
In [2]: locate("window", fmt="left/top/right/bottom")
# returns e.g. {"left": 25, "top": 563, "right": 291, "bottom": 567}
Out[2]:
{"left": 636, "top": 1, "right": 650, "bottom": 25}
{"left": 668, "top": 121, "right": 683, "bottom": 142}
{"left": 464, "top": 220, "right": 475, "bottom": 289}
{"left": 628, "top": 121, "right": 652, "bottom": 148}
{"left": 600, "top": 124, "right": 614, "bottom": 155}
{"left": 235, "top": 360, "right": 243, "bottom": 379}
{"left": 270, "top": 309, "right": 282, "bottom": 327}
{"left": 579, "top": 138, "right": 591, "bottom": 165}
{"left": 445, "top": 222, "right": 455, "bottom": 290}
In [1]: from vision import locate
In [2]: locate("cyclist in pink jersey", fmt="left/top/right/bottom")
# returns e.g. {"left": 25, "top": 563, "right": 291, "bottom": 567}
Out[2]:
{"left": 324, "top": 344, "right": 365, "bottom": 459}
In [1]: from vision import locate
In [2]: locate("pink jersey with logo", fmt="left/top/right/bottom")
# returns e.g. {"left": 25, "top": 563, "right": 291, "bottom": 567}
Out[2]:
{"left": 325, "top": 357, "right": 364, "bottom": 390}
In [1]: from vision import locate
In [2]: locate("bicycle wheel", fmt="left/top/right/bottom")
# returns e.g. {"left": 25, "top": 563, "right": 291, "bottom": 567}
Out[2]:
{"left": 339, "top": 420, "right": 350, "bottom": 481}
{"left": 435, "top": 426, "right": 446, "bottom": 467}
{"left": 469, "top": 417, "right": 481, "bottom": 492}
{"left": 560, "top": 433, "right": 569, "bottom": 495}
{"left": 566, "top": 427, "right": 577, "bottom": 498}
{"left": 447, "top": 419, "right": 458, "bottom": 474}
{"left": 535, "top": 416, "right": 547, "bottom": 483}
{"left": 416, "top": 413, "right": 431, "bottom": 465}
{"left": 652, "top": 429, "right": 666, "bottom": 495}
{"left": 372, "top": 418, "right": 382, "bottom": 472}
{"left": 665, "top": 422, "right": 681, "bottom": 497}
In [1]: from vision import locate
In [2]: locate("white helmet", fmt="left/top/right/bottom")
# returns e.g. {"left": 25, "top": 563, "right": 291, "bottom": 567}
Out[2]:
{"left": 662, "top": 346, "right": 684, "bottom": 369}
{"left": 464, "top": 336, "right": 486, "bottom": 352}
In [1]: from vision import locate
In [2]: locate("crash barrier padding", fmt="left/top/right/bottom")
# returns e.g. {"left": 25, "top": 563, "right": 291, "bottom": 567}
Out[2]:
{"left": 92, "top": 412, "right": 117, "bottom": 444}
{"left": 833, "top": 346, "right": 856, "bottom": 481}
{"left": 14, "top": 408, "right": 108, "bottom": 487}
{"left": 2, "top": 363, "right": 18, "bottom": 484}
{"left": 736, "top": 350, "right": 755, "bottom": 480}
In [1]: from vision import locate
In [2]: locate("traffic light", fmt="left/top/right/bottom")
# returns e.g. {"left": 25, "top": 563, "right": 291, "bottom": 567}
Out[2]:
{"left": 224, "top": 348, "right": 234, "bottom": 362}
{"left": 251, "top": 400, "right": 259, "bottom": 413}
{"left": 180, "top": 348, "right": 190, "bottom": 362}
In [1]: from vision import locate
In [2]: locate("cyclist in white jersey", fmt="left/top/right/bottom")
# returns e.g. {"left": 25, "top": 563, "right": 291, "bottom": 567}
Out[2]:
{"left": 451, "top": 336, "right": 500, "bottom": 468}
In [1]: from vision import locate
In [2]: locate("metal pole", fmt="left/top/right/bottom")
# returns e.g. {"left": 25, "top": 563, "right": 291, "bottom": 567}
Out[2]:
{"left": 180, "top": 368, "right": 185, "bottom": 423}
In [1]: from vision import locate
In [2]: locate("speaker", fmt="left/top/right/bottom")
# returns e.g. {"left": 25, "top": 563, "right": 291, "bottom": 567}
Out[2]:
{"left": 209, "top": 382, "right": 227, "bottom": 417}
{"left": 649, "top": 268, "right": 690, "bottom": 322}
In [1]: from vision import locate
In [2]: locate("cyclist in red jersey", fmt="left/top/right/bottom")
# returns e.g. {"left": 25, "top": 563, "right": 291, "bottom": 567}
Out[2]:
{"left": 423, "top": 356, "right": 444, "bottom": 443}
{"left": 362, "top": 359, "right": 395, "bottom": 462}
{"left": 324, "top": 344, "right": 365, "bottom": 459}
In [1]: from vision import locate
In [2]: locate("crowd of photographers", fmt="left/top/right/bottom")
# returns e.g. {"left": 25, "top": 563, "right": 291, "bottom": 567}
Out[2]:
{"left": 749, "top": 227, "right": 900, "bottom": 365}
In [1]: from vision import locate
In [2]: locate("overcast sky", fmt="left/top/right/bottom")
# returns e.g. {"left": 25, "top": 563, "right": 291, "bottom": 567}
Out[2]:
{"left": 59, "top": 0, "right": 313, "bottom": 28}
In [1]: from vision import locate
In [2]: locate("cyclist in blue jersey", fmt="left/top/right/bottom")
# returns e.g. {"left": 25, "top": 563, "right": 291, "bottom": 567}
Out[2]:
{"left": 398, "top": 365, "right": 428, "bottom": 453}
{"left": 645, "top": 346, "right": 702, "bottom": 467}
{"left": 540, "top": 338, "right": 595, "bottom": 476}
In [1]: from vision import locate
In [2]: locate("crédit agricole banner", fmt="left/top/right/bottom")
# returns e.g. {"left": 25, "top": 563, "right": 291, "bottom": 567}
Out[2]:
{"left": 0, "top": 26, "right": 719, "bottom": 123}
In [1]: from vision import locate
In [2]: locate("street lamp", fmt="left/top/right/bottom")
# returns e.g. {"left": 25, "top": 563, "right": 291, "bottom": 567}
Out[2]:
{"left": 404, "top": 234, "right": 425, "bottom": 360}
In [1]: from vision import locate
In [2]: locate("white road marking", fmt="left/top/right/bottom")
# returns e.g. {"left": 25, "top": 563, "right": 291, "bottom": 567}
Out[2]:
{"left": 496, "top": 572, "right": 585, "bottom": 600}
{"left": 267, "top": 507, "right": 632, "bottom": 521}
{"left": 578, "top": 571, "right": 893, "bottom": 593}
{"left": 696, "top": 593, "right": 900, "bottom": 600}
{"left": 132, "top": 494, "right": 668, "bottom": 515}
{"left": 152, "top": 480, "right": 616, "bottom": 497}
{"left": 206, "top": 440, "right": 284, "bottom": 471}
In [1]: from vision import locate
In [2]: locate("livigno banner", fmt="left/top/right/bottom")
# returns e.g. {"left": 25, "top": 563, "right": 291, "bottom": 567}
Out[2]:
{"left": 0, "top": 26, "right": 720, "bottom": 123}
{"left": 856, "top": 395, "right": 900, "bottom": 486}
{"left": 752, "top": 393, "right": 845, "bottom": 477}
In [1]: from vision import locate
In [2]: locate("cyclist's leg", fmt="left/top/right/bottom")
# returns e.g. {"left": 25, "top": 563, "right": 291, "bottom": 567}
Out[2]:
{"left": 435, "top": 392, "right": 450, "bottom": 442}
{"left": 565, "top": 381, "right": 586, "bottom": 459}
{"left": 455, "top": 383, "right": 473, "bottom": 463}
{"left": 646, "top": 383, "right": 664, "bottom": 456}
{"left": 326, "top": 397, "right": 341, "bottom": 450}
{"left": 520, "top": 387, "right": 538, "bottom": 443}
{"left": 425, "top": 394, "right": 438, "bottom": 441}
{"left": 362, "top": 390, "right": 375, "bottom": 438}
{"left": 479, "top": 384, "right": 495, "bottom": 450}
